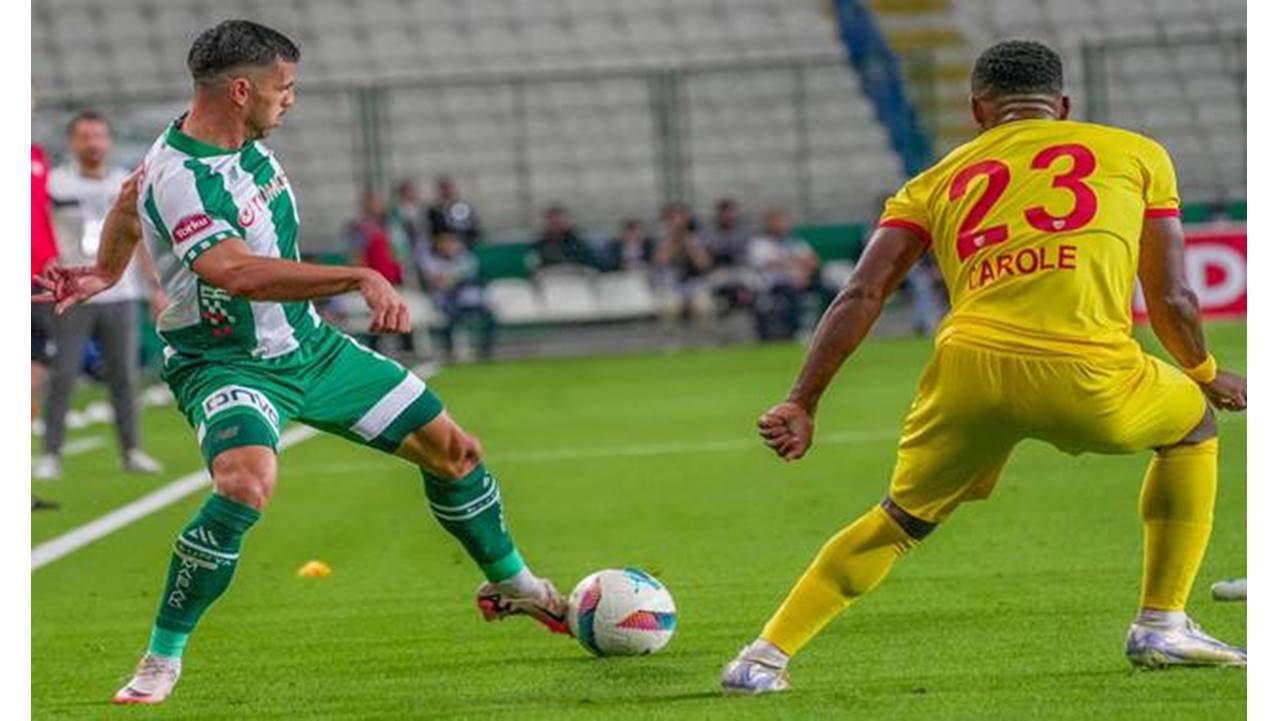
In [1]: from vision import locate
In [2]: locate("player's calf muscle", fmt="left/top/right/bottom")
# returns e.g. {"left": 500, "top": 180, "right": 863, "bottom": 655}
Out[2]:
{"left": 210, "top": 446, "right": 278, "bottom": 509}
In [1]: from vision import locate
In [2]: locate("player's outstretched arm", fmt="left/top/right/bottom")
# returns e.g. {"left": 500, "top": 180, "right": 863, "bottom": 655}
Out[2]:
{"left": 1138, "top": 215, "right": 1245, "bottom": 411}
{"left": 191, "top": 240, "right": 410, "bottom": 333}
{"left": 759, "top": 226, "right": 927, "bottom": 461}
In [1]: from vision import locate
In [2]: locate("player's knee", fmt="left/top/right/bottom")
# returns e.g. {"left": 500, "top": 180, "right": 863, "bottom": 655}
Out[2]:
{"left": 211, "top": 448, "right": 277, "bottom": 509}
{"left": 417, "top": 425, "right": 483, "bottom": 481}
{"left": 879, "top": 497, "right": 938, "bottom": 541}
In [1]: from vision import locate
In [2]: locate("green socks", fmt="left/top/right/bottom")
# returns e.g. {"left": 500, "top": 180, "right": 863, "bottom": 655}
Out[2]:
{"left": 422, "top": 463, "right": 527, "bottom": 582}
{"left": 145, "top": 466, "right": 523, "bottom": 660}
{"left": 149, "top": 493, "right": 260, "bottom": 658}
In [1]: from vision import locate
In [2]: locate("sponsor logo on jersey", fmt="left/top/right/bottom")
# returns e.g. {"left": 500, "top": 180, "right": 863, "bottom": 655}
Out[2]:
{"left": 201, "top": 385, "right": 280, "bottom": 430}
{"left": 257, "top": 173, "right": 290, "bottom": 206}
{"left": 238, "top": 204, "right": 257, "bottom": 227}
{"left": 173, "top": 212, "right": 212, "bottom": 242}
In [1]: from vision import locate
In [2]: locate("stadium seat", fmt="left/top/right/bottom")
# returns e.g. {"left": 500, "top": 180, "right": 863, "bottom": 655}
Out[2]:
{"left": 595, "top": 271, "right": 658, "bottom": 319}
{"left": 536, "top": 271, "right": 600, "bottom": 323}
{"left": 486, "top": 278, "right": 547, "bottom": 325}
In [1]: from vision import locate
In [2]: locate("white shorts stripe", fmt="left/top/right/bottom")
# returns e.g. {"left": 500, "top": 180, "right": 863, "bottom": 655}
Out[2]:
{"left": 351, "top": 373, "right": 427, "bottom": 442}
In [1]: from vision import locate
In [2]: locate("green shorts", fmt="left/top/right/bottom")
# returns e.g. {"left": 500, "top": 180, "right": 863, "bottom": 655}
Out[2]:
{"left": 162, "top": 325, "right": 444, "bottom": 466}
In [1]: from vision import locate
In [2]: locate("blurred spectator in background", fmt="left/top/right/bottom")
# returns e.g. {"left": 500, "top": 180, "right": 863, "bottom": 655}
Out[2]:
{"left": 35, "top": 110, "right": 165, "bottom": 481}
{"left": 871, "top": 191, "right": 947, "bottom": 336}
{"left": 702, "top": 198, "right": 751, "bottom": 267}
{"left": 419, "top": 232, "right": 495, "bottom": 362}
{"left": 387, "top": 179, "right": 427, "bottom": 287}
{"left": 31, "top": 130, "right": 60, "bottom": 509}
{"left": 748, "top": 208, "right": 818, "bottom": 341}
{"left": 347, "top": 188, "right": 414, "bottom": 354}
{"left": 904, "top": 254, "right": 947, "bottom": 336}
{"left": 605, "top": 218, "right": 656, "bottom": 272}
{"left": 428, "top": 175, "right": 483, "bottom": 248}
{"left": 532, "top": 204, "right": 596, "bottom": 269}
{"left": 702, "top": 197, "right": 756, "bottom": 315}
{"left": 653, "top": 202, "right": 715, "bottom": 340}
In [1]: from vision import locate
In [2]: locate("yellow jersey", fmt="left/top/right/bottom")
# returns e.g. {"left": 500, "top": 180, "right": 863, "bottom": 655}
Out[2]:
{"left": 879, "top": 119, "right": 1180, "bottom": 358}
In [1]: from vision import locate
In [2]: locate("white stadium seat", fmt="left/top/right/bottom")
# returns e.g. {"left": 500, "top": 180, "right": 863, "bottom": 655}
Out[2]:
{"left": 537, "top": 272, "right": 600, "bottom": 323}
{"left": 486, "top": 279, "right": 547, "bottom": 325}
{"left": 596, "top": 271, "right": 658, "bottom": 319}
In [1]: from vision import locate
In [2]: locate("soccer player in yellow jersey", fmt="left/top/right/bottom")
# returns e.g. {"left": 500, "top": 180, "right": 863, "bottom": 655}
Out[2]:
{"left": 721, "top": 40, "right": 1247, "bottom": 694}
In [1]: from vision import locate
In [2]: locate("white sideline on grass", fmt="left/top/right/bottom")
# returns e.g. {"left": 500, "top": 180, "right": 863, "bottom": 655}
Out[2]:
{"left": 31, "top": 425, "right": 319, "bottom": 571}
{"left": 31, "top": 363, "right": 438, "bottom": 572}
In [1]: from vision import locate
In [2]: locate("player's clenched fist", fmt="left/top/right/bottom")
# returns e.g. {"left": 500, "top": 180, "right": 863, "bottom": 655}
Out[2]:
{"left": 1201, "top": 370, "right": 1246, "bottom": 412}
{"left": 358, "top": 269, "right": 411, "bottom": 334}
{"left": 758, "top": 401, "right": 814, "bottom": 462}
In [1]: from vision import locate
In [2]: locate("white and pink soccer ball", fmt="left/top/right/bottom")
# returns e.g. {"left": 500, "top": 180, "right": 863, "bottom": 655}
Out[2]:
{"left": 567, "top": 568, "right": 677, "bottom": 656}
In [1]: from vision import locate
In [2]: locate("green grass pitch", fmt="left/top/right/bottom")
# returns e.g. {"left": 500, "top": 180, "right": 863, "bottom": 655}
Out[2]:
{"left": 32, "top": 322, "right": 1246, "bottom": 719}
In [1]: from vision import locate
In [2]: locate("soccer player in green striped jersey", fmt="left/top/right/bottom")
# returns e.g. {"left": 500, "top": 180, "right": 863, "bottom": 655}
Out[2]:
{"left": 36, "top": 20, "right": 568, "bottom": 705}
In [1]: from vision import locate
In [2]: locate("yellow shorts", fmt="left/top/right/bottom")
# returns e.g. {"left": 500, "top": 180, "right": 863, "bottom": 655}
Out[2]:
{"left": 888, "top": 339, "right": 1207, "bottom": 523}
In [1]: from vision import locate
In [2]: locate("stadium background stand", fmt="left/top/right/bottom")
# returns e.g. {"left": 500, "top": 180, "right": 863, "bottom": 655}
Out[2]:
{"left": 32, "top": 0, "right": 1245, "bottom": 350}
{"left": 33, "top": 0, "right": 901, "bottom": 243}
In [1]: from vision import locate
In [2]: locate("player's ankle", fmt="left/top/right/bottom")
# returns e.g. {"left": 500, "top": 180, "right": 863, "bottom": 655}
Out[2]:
{"left": 744, "top": 638, "right": 791, "bottom": 668}
{"left": 148, "top": 626, "right": 190, "bottom": 659}
{"left": 1136, "top": 607, "right": 1187, "bottom": 630}
{"left": 495, "top": 566, "right": 542, "bottom": 597}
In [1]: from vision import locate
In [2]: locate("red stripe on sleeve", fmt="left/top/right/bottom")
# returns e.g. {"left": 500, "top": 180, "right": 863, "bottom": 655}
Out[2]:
{"left": 1144, "top": 207, "right": 1182, "bottom": 218}
{"left": 878, "top": 218, "right": 932, "bottom": 247}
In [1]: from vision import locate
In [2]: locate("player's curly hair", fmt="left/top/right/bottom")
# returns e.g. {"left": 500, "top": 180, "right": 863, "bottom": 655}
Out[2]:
{"left": 187, "top": 19, "right": 300, "bottom": 86}
{"left": 970, "top": 40, "right": 1063, "bottom": 97}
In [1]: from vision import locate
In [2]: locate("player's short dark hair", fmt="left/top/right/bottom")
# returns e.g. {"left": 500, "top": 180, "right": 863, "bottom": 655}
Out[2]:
{"left": 66, "top": 109, "right": 110, "bottom": 136}
{"left": 971, "top": 40, "right": 1063, "bottom": 97}
{"left": 187, "top": 19, "right": 300, "bottom": 86}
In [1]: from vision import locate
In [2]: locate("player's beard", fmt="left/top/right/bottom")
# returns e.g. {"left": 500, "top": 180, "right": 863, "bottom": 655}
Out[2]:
{"left": 247, "top": 109, "right": 285, "bottom": 141}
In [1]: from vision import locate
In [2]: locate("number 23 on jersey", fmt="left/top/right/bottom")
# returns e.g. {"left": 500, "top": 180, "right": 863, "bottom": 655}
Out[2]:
{"left": 948, "top": 143, "right": 1099, "bottom": 262}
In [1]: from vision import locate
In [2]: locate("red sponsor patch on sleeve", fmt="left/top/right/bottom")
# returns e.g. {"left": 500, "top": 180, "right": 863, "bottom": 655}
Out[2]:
{"left": 173, "top": 213, "right": 212, "bottom": 242}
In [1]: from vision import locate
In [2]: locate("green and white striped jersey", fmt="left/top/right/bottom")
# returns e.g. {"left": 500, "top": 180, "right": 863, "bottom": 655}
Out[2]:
{"left": 138, "top": 116, "right": 321, "bottom": 360}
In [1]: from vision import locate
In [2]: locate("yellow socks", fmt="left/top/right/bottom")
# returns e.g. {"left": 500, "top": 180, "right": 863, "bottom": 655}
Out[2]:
{"left": 761, "top": 504, "right": 917, "bottom": 655}
{"left": 1139, "top": 438, "right": 1218, "bottom": 611}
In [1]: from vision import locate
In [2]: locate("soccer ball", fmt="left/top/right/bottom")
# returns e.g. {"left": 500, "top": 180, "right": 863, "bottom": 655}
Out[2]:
{"left": 566, "top": 568, "right": 677, "bottom": 656}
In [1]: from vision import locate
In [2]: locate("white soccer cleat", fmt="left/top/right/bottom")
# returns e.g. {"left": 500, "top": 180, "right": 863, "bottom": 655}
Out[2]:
{"left": 1212, "top": 578, "right": 1247, "bottom": 602}
{"left": 721, "top": 648, "right": 792, "bottom": 695}
{"left": 112, "top": 653, "right": 182, "bottom": 705}
{"left": 1125, "top": 617, "right": 1246, "bottom": 669}
{"left": 476, "top": 577, "right": 570, "bottom": 635}
{"left": 123, "top": 449, "right": 164, "bottom": 474}
{"left": 32, "top": 454, "right": 61, "bottom": 481}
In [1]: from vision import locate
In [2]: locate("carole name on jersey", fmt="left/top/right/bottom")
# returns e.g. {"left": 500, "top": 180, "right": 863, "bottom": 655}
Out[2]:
{"left": 966, "top": 243, "right": 1078, "bottom": 291}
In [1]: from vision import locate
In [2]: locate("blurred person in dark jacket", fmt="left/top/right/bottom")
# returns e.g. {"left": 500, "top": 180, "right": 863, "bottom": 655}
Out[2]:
{"left": 653, "top": 202, "right": 715, "bottom": 341}
{"left": 606, "top": 218, "right": 656, "bottom": 272}
{"left": 531, "top": 204, "right": 597, "bottom": 270}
